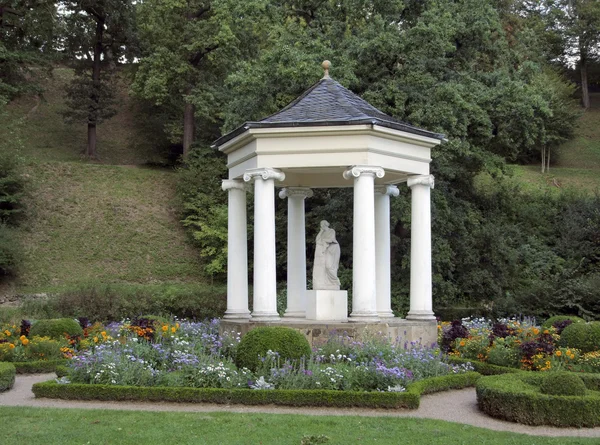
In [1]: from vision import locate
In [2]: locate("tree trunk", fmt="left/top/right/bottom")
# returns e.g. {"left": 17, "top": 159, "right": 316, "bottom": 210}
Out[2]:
{"left": 581, "top": 51, "right": 590, "bottom": 109}
{"left": 87, "top": 15, "right": 104, "bottom": 158}
{"left": 541, "top": 146, "right": 546, "bottom": 173}
{"left": 547, "top": 146, "right": 551, "bottom": 173}
{"left": 183, "top": 101, "right": 195, "bottom": 159}
{"left": 88, "top": 123, "right": 97, "bottom": 158}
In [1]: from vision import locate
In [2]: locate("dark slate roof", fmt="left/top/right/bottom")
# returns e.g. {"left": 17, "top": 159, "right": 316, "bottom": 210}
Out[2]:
{"left": 213, "top": 77, "right": 445, "bottom": 147}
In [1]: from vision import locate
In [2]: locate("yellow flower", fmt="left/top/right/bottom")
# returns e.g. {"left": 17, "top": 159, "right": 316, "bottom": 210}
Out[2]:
{"left": 21, "top": 337, "right": 29, "bottom": 346}
{"left": 176, "top": 323, "right": 180, "bottom": 329}
{"left": 4, "top": 330, "right": 11, "bottom": 336}
{"left": 459, "top": 340, "right": 466, "bottom": 347}
{"left": 19, "top": 335, "right": 26, "bottom": 341}
{"left": 533, "top": 328, "right": 540, "bottom": 335}
{"left": 570, "top": 354, "right": 575, "bottom": 360}
{"left": 567, "top": 349, "right": 571, "bottom": 355}
{"left": 101, "top": 331, "right": 107, "bottom": 337}
{"left": 171, "top": 327, "right": 176, "bottom": 333}
{"left": 93, "top": 336, "right": 98, "bottom": 343}
{"left": 162, "top": 325, "right": 168, "bottom": 332}
{"left": 556, "top": 350, "right": 562, "bottom": 357}
{"left": 543, "top": 330, "right": 549, "bottom": 334}
{"left": 9, "top": 344, "right": 15, "bottom": 349}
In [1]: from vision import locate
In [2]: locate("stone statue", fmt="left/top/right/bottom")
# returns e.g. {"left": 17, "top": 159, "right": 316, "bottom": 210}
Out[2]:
{"left": 313, "top": 220, "right": 341, "bottom": 290}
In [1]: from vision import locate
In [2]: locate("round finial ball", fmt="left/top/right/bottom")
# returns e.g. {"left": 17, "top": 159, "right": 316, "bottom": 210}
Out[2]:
{"left": 322, "top": 60, "right": 331, "bottom": 70}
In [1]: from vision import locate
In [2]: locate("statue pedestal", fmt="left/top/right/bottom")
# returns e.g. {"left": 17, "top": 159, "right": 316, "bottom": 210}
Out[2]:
{"left": 306, "top": 290, "right": 348, "bottom": 321}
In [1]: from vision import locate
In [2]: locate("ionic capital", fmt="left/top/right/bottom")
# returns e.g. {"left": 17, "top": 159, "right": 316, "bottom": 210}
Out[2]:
{"left": 243, "top": 168, "right": 285, "bottom": 183}
{"left": 343, "top": 165, "right": 385, "bottom": 180}
{"left": 407, "top": 174, "right": 435, "bottom": 190}
{"left": 278, "top": 187, "right": 313, "bottom": 200}
{"left": 221, "top": 179, "right": 247, "bottom": 192}
{"left": 374, "top": 185, "right": 400, "bottom": 197}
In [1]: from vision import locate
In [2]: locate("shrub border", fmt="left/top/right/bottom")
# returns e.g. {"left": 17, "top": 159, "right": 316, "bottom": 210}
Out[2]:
{"left": 446, "top": 356, "right": 520, "bottom": 375}
{"left": 32, "top": 372, "right": 480, "bottom": 409}
{"left": 476, "top": 372, "right": 600, "bottom": 427}
{"left": 12, "top": 359, "right": 68, "bottom": 374}
{"left": 0, "top": 362, "right": 16, "bottom": 391}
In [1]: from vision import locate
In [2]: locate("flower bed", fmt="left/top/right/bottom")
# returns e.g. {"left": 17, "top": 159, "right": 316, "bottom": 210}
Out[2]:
{"left": 440, "top": 316, "right": 600, "bottom": 373}
{"left": 476, "top": 372, "right": 600, "bottom": 427}
{"left": 33, "top": 372, "right": 480, "bottom": 409}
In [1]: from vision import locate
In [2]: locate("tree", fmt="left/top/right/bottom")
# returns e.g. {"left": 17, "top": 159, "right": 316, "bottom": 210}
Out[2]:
{"left": 60, "top": 0, "right": 136, "bottom": 158}
{"left": 132, "top": 0, "right": 267, "bottom": 158}
{"left": 544, "top": 0, "right": 600, "bottom": 109}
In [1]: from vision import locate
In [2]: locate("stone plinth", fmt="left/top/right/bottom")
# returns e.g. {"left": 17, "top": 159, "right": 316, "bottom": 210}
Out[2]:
{"left": 220, "top": 318, "right": 437, "bottom": 348}
{"left": 306, "top": 290, "right": 348, "bottom": 322}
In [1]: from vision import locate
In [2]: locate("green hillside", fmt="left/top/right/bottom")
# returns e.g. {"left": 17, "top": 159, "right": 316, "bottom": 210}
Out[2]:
{"left": 511, "top": 93, "right": 600, "bottom": 194}
{"left": 2, "top": 68, "right": 204, "bottom": 298}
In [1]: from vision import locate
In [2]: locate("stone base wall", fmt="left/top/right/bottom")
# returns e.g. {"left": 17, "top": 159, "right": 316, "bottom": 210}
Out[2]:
{"left": 220, "top": 318, "right": 438, "bottom": 348}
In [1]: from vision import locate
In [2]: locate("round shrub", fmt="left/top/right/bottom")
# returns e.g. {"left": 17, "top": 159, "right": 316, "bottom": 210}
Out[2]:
{"left": 559, "top": 322, "right": 600, "bottom": 353}
{"left": 541, "top": 315, "right": 584, "bottom": 331}
{"left": 235, "top": 327, "right": 311, "bottom": 372}
{"left": 29, "top": 318, "right": 83, "bottom": 340}
{"left": 540, "top": 372, "right": 587, "bottom": 396}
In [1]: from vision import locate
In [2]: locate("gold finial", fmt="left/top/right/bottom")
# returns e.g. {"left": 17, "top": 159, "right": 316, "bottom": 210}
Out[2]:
{"left": 322, "top": 60, "right": 331, "bottom": 79}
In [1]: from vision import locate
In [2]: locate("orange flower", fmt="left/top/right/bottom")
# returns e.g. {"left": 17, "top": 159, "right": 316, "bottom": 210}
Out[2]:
{"left": 570, "top": 354, "right": 575, "bottom": 360}
{"left": 9, "top": 344, "right": 15, "bottom": 349}
{"left": 93, "top": 336, "right": 99, "bottom": 343}
{"left": 171, "top": 327, "right": 176, "bottom": 333}
{"left": 162, "top": 325, "right": 168, "bottom": 332}
{"left": 4, "top": 330, "right": 11, "bottom": 336}
{"left": 543, "top": 330, "right": 549, "bottom": 334}
{"left": 556, "top": 350, "right": 562, "bottom": 357}
{"left": 459, "top": 340, "right": 466, "bottom": 347}
{"left": 533, "top": 328, "right": 540, "bottom": 335}
{"left": 101, "top": 331, "right": 107, "bottom": 337}
{"left": 21, "top": 337, "right": 29, "bottom": 346}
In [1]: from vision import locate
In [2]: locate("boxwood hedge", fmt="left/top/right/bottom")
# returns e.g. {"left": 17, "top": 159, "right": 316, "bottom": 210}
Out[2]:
{"left": 0, "top": 362, "right": 16, "bottom": 391}
{"left": 12, "top": 359, "right": 68, "bottom": 374}
{"left": 32, "top": 372, "right": 480, "bottom": 409}
{"left": 446, "top": 356, "right": 520, "bottom": 375}
{"left": 476, "top": 372, "right": 600, "bottom": 427}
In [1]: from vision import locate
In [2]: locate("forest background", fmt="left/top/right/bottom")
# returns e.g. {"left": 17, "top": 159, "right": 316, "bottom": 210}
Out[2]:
{"left": 0, "top": 0, "right": 599, "bottom": 321}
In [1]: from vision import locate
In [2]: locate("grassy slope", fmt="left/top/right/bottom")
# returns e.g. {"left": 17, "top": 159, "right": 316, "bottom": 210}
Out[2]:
{"left": 511, "top": 93, "right": 600, "bottom": 194}
{"left": 3, "top": 67, "right": 203, "bottom": 295}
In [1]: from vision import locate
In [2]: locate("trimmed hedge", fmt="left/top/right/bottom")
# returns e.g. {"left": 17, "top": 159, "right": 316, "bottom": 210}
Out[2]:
{"left": 13, "top": 359, "right": 68, "bottom": 374}
{"left": 476, "top": 372, "right": 600, "bottom": 427}
{"left": 541, "top": 315, "right": 585, "bottom": 329}
{"left": 32, "top": 372, "right": 480, "bottom": 409}
{"left": 559, "top": 322, "right": 600, "bottom": 353}
{"left": 446, "top": 356, "right": 520, "bottom": 375}
{"left": 29, "top": 318, "right": 83, "bottom": 340}
{"left": 235, "top": 326, "right": 311, "bottom": 372}
{"left": 0, "top": 362, "right": 16, "bottom": 391}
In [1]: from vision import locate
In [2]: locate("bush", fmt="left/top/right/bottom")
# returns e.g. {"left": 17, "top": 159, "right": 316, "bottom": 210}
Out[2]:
{"left": 487, "top": 345, "right": 520, "bottom": 369}
{"left": 32, "top": 372, "right": 480, "bottom": 409}
{"left": 0, "top": 362, "right": 16, "bottom": 391}
{"left": 540, "top": 372, "right": 587, "bottom": 396}
{"left": 20, "top": 283, "right": 227, "bottom": 322}
{"left": 559, "top": 322, "right": 600, "bottom": 353}
{"left": 29, "top": 318, "right": 83, "bottom": 340}
{"left": 235, "top": 327, "right": 311, "bottom": 372}
{"left": 541, "top": 315, "right": 584, "bottom": 333}
{"left": 13, "top": 359, "right": 68, "bottom": 374}
{"left": 0, "top": 223, "right": 21, "bottom": 276}
{"left": 477, "top": 372, "right": 600, "bottom": 427}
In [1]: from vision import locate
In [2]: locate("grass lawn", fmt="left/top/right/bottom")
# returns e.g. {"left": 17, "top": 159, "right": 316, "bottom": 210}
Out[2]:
{"left": 0, "top": 406, "right": 597, "bottom": 444}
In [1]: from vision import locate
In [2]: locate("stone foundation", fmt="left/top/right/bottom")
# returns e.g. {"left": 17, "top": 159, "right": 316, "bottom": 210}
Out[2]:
{"left": 220, "top": 318, "right": 437, "bottom": 348}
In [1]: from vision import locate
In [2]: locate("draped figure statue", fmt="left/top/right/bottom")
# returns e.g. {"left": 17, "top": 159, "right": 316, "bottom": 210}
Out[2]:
{"left": 313, "top": 220, "right": 341, "bottom": 290}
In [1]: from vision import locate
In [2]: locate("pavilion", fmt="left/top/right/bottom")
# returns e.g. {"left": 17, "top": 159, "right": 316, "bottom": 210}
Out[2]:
{"left": 213, "top": 61, "right": 444, "bottom": 344}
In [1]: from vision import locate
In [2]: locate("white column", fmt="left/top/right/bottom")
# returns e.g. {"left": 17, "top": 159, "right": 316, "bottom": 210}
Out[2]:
{"left": 243, "top": 168, "right": 285, "bottom": 321}
{"left": 374, "top": 185, "right": 399, "bottom": 318}
{"left": 406, "top": 175, "right": 435, "bottom": 320}
{"left": 343, "top": 165, "right": 384, "bottom": 322}
{"left": 279, "top": 187, "right": 313, "bottom": 318}
{"left": 222, "top": 179, "right": 250, "bottom": 319}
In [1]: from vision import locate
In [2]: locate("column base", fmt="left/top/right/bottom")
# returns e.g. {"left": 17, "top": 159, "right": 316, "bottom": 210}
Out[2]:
{"left": 250, "top": 311, "right": 281, "bottom": 322}
{"left": 223, "top": 310, "right": 251, "bottom": 320}
{"left": 284, "top": 310, "right": 306, "bottom": 318}
{"left": 377, "top": 311, "right": 395, "bottom": 318}
{"left": 349, "top": 311, "right": 380, "bottom": 323}
{"left": 406, "top": 310, "right": 436, "bottom": 321}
